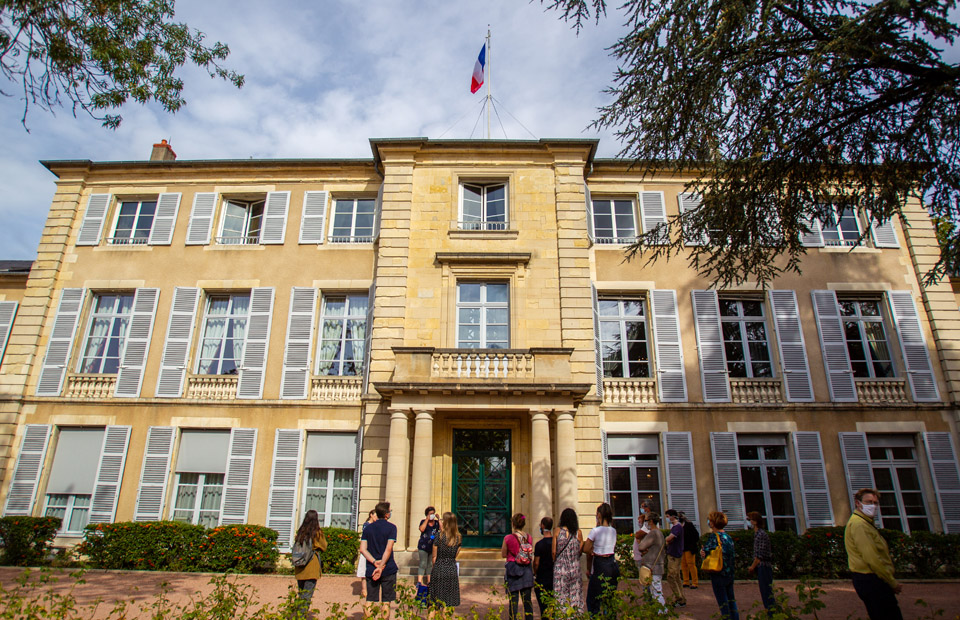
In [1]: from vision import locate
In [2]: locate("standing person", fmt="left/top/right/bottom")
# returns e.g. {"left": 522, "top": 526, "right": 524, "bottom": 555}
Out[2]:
{"left": 533, "top": 516, "right": 554, "bottom": 617}
{"left": 357, "top": 509, "right": 377, "bottom": 599}
{"left": 502, "top": 513, "right": 535, "bottom": 620}
{"left": 747, "top": 511, "right": 775, "bottom": 611}
{"left": 417, "top": 506, "right": 440, "bottom": 587}
{"left": 632, "top": 501, "right": 653, "bottom": 573}
{"left": 359, "top": 502, "right": 399, "bottom": 620}
{"left": 429, "top": 512, "right": 462, "bottom": 610}
{"left": 663, "top": 509, "right": 686, "bottom": 608}
{"left": 293, "top": 509, "right": 329, "bottom": 620}
{"left": 584, "top": 502, "right": 619, "bottom": 615}
{"left": 552, "top": 507, "right": 584, "bottom": 612}
{"left": 637, "top": 512, "right": 666, "bottom": 606}
{"left": 845, "top": 488, "right": 903, "bottom": 620}
{"left": 679, "top": 511, "right": 699, "bottom": 589}
{"left": 701, "top": 511, "right": 739, "bottom": 620}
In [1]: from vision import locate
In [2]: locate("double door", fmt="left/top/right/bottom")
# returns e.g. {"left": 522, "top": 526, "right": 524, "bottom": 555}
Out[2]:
{"left": 452, "top": 429, "right": 511, "bottom": 547}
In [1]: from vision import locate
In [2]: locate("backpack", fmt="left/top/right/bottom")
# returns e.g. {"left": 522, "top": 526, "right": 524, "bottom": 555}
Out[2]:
{"left": 291, "top": 538, "right": 314, "bottom": 569}
{"left": 514, "top": 533, "right": 534, "bottom": 566}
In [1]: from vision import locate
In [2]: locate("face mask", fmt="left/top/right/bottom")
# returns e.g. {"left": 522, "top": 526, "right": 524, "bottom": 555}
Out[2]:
{"left": 860, "top": 504, "right": 878, "bottom": 517}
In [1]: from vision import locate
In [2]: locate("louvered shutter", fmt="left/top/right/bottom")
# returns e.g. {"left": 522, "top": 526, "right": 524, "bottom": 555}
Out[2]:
{"left": 0, "top": 300, "right": 18, "bottom": 364}
{"left": 351, "top": 427, "right": 363, "bottom": 529}
{"left": 77, "top": 194, "right": 111, "bottom": 246}
{"left": 870, "top": 217, "right": 900, "bottom": 249}
{"left": 769, "top": 290, "right": 814, "bottom": 402}
{"left": 88, "top": 425, "right": 131, "bottom": 524}
{"left": 710, "top": 432, "right": 746, "bottom": 529}
{"left": 678, "top": 193, "right": 707, "bottom": 246}
{"left": 585, "top": 183, "right": 595, "bottom": 242}
{"left": 266, "top": 429, "right": 303, "bottom": 550}
{"left": 36, "top": 288, "right": 85, "bottom": 396}
{"left": 923, "top": 432, "right": 960, "bottom": 533}
{"left": 800, "top": 217, "right": 824, "bottom": 247}
{"left": 185, "top": 193, "right": 218, "bottom": 245}
{"left": 280, "top": 287, "right": 317, "bottom": 399}
{"left": 792, "top": 432, "right": 834, "bottom": 527}
{"left": 114, "top": 288, "right": 160, "bottom": 397}
{"left": 361, "top": 283, "right": 375, "bottom": 392}
{"left": 155, "top": 287, "right": 200, "bottom": 397}
{"left": 260, "top": 191, "right": 290, "bottom": 244}
{"left": 839, "top": 432, "right": 875, "bottom": 508}
{"left": 663, "top": 432, "right": 699, "bottom": 522}
{"left": 651, "top": 289, "right": 687, "bottom": 402}
{"left": 373, "top": 184, "right": 384, "bottom": 241}
{"left": 148, "top": 193, "right": 182, "bottom": 245}
{"left": 811, "top": 290, "right": 857, "bottom": 402}
{"left": 601, "top": 431, "right": 610, "bottom": 499}
{"left": 220, "top": 428, "right": 258, "bottom": 524}
{"left": 692, "top": 290, "right": 730, "bottom": 402}
{"left": 639, "top": 191, "right": 669, "bottom": 245}
{"left": 299, "top": 191, "right": 328, "bottom": 244}
{"left": 238, "top": 287, "right": 275, "bottom": 399}
{"left": 887, "top": 291, "right": 940, "bottom": 402}
{"left": 134, "top": 426, "right": 175, "bottom": 521}
{"left": 2, "top": 425, "right": 51, "bottom": 516}
{"left": 591, "top": 285, "right": 603, "bottom": 400}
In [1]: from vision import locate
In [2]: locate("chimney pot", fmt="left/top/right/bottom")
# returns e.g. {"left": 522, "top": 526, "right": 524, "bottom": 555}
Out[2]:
{"left": 150, "top": 139, "right": 177, "bottom": 161}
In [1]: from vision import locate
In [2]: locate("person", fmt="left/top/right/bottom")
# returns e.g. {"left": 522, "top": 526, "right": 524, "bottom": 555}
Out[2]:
{"left": 701, "top": 511, "right": 739, "bottom": 620}
{"left": 584, "top": 502, "right": 619, "bottom": 615}
{"left": 429, "top": 512, "right": 462, "bottom": 610}
{"left": 293, "top": 509, "right": 329, "bottom": 620}
{"left": 360, "top": 501, "right": 399, "bottom": 620}
{"left": 637, "top": 512, "right": 666, "bottom": 606}
{"left": 632, "top": 501, "right": 653, "bottom": 573}
{"left": 663, "top": 509, "right": 686, "bottom": 608}
{"left": 502, "top": 513, "right": 535, "bottom": 620}
{"left": 552, "top": 507, "right": 583, "bottom": 612}
{"left": 533, "top": 516, "right": 554, "bottom": 617}
{"left": 679, "top": 511, "right": 699, "bottom": 589}
{"left": 845, "top": 488, "right": 903, "bottom": 620}
{"left": 357, "top": 509, "right": 377, "bottom": 598}
{"left": 747, "top": 511, "right": 775, "bottom": 611}
{"left": 417, "top": 506, "right": 440, "bottom": 586}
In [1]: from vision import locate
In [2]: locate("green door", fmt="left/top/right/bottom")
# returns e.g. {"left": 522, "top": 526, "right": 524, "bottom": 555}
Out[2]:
{"left": 452, "top": 429, "right": 511, "bottom": 548}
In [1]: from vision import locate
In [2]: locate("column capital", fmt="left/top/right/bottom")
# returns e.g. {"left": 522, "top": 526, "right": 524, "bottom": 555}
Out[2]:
{"left": 414, "top": 409, "right": 435, "bottom": 422}
{"left": 389, "top": 408, "right": 411, "bottom": 421}
{"left": 554, "top": 410, "right": 576, "bottom": 422}
{"left": 530, "top": 410, "right": 551, "bottom": 422}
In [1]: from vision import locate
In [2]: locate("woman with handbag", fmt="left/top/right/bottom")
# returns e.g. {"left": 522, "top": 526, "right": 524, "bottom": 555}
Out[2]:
{"left": 700, "top": 511, "right": 739, "bottom": 620}
{"left": 636, "top": 512, "right": 666, "bottom": 606}
{"left": 552, "top": 507, "right": 584, "bottom": 612}
{"left": 584, "top": 502, "right": 619, "bottom": 615}
{"left": 502, "top": 513, "right": 535, "bottom": 620}
{"left": 293, "top": 509, "right": 329, "bottom": 620}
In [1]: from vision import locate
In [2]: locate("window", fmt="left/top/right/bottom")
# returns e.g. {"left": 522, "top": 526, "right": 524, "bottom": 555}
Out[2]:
{"left": 44, "top": 494, "right": 91, "bottom": 533}
{"left": 868, "top": 436, "right": 930, "bottom": 533}
{"left": 316, "top": 294, "right": 368, "bottom": 376}
{"left": 330, "top": 198, "right": 375, "bottom": 242}
{"left": 218, "top": 199, "right": 264, "bottom": 245}
{"left": 839, "top": 299, "right": 895, "bottom": 378}
{"left": 197, "top": 294, "right": 250, "bottom": 375}
{"left": 78, "top": 294, "right": 135, "bottom": 374}
{"left": 821, "top": 206, "right": 861, "bottom": 246}
{"left": 42, "top": 427, "right": 104, "bottom": 534}
{"left": 738, "top": 436, "right": 798, "bottom": 533}
{"left": 605, "top": 435, "right": 662, "bottom": 535}
{"left": 304, "top": 469, "right": 354, "bottom": 528}
{"left": 171, "top": 430, "right": 229, "bottom": 527}
{"left": 109, "top": 200, "right": 156, "bottom": 245}
{"left": 457, "top": 282, "right": 509, "bottom": 348}
{"left": 598, "top": 298, "right": 650, "bottom": 378}
{"left": 592, "top": 198, "right": 637, "bottom": 243}
{"left": 460, "top": 183, "right": 507, "bottom": 230}
{"left": 719, "top": 298, "right": 774, "bottom": 378}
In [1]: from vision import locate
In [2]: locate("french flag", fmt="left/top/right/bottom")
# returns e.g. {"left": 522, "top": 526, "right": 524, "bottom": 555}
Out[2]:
{"left": 470, "top": 44, "right": 486, "bottom": 94}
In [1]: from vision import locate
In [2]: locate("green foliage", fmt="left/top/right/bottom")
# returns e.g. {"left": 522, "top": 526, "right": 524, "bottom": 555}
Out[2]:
{"left": 0, "top": 516, "right": 61, "bottom": 566}
{"left": 615, "top": 533, "right": 637, "bottom": 579}
{"left": 204, "top": 524, "right": 279, "bottom": 574}
{"left": 318, "top": 526, "right": 360, "bottom": 575}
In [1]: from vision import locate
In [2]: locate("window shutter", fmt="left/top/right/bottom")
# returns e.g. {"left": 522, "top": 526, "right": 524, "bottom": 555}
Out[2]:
{"left": 351, "top": 427, "right": 363, "bottom": 530}
{"left": 922, "top": 432, "right": 960, "bottom": 534}
{"left": 280, "top": 287, "right": 317, "bottom": 399}
{"left": 678, "top": 193, "right": 707, "bottom": 246}
{"left": 591, "top": 285, "right": 603, "bottom": 400}
{"left": 769, "top": 290, "right": 814, "bottom": 402}
{"left": 299, "top": 191, "right": 328, "bottom": 244}
{"left": 691, "top": 290, "right": 730, "bottom": 402}
{"left": 584, "top": 183, "right": 595, "bottom": 243}
{"left": 88, "top": 425, "right": 131, "bottom": 524}
{"left": 639, "top": 191, "right": 669, "bottom": 245}
{"left": 220, "top": 428, "right": 258, "bottom": 524}
{"left": 839, "top": 432, "right": 875, "bottom": 509}
{"left": 710, "top": 432, "right": 745, "bottom": 529}
{"left": 36, "top": 288, "right": 86, "bottom": 396}
{"left": 601, "top": 431, "right": 610, "bottom": 499}
{"left": 0, "top": 300, "right": 18, "bottom": 364}
{"left": 792, "top": 432, "right": 834, "bottom": 527}
{"left": 133, "top": 426, "right": 175, "bottom": 521}
{"left": 266, "top": 429, "right": 303, "bottom": 550}
{"left": 811, "top": 290, "right": 857, "bottom": 402}
{"left": 238, "top": 287, "right": 275, "bottom": 399}
{"left": 870, "top": 217, "right": 900, "bottom": 249}
{"left": 185, "top": 193, "right": 218, "bottom": 245}
{"left": 663, "top": 432, "right": 699, "bottom": 523}
{"left": 261, "top": 191, "right": 290, "bottom": 244}
{"left": 155, "top": 287, "right": 201, "bottom": 398}
{"left": 361, "top": 283, "right": 375, "bottom": 392}
{"left": 799, "top": 217, "right": 824, "bottom": 247}
{"left": 2, "top": 424, "right": 51, "bottom": 516}
{"left": 887, "top": 291, "right": 940, "bottom": 402}
{"left": 651, "top": 289, "right": 687, "bottom": 402}
{"left": 77, "top": 194, "right": 111, "bottom": 246}
{"left": 148, "top": 193, "right": 182, "bottom": 245}
{"left": 373, "top": 184, "right": 384, "bottom": 241}
{"left": 114, "top": 288, "right": 160, "bottom": 398}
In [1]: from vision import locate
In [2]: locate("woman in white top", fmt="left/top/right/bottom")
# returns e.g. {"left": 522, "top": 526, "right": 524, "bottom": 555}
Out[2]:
{"left": 583, "top": 502, "right": 620, "bottom": 615}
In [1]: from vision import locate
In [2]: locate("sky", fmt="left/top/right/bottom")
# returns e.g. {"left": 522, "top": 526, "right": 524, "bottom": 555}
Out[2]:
{"left": 0, "top": 0, "right": 628, "bottom": 260}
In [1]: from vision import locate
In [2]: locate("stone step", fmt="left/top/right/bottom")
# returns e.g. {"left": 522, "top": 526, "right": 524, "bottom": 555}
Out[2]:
{"left": 397, "top": 549, "right": 507, "bottom": 584}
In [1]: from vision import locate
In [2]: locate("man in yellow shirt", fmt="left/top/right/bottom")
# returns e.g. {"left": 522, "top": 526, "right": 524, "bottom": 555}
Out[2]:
{"left": 844, "top": 488, "right": 902, "bottom": 620}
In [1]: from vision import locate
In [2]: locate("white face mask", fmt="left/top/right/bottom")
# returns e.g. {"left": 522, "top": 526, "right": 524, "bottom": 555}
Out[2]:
{"left": 860, "top": 503, "right": 879, "bottom": 517}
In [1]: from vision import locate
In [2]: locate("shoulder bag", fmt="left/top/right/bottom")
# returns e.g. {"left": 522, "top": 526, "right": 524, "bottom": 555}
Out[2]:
{"left": 701, "top": 533, "right": 724, "bottom": 573}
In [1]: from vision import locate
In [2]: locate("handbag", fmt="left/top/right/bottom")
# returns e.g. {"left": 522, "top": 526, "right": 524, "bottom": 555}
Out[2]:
{"left": 638, "top": 533, "right": 665, "bottom": 586}
{"left": 701, "top": 534, "right": 724, "bottom": 573}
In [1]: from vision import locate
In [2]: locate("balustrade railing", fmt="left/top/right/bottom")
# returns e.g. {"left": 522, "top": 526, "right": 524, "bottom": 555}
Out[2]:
{"left": 64, "top": 374, "right": 116, "bottom": 398}
{"left": 602, "top": 378, "right": 658, "bottom": 405}
{"left": 856, "top": 379, "right": 910, "bottom": 404}
{"left": 730, "top": 378, "right": 784, "bottom": 404}
{"left": 311, "top": 376, "right": 363, "bottom": 401}
{"left": 431, "top": 350, "right": 534, "bottom": 379}
{"left": 185, "top": 375, "right": 238, "bottom": 400}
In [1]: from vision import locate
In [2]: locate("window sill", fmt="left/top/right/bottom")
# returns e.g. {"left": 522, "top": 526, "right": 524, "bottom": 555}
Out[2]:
{"left": 818, "top": 246, "right": 881, "bottom": 254}
{"left": 204, "top": 244, "right": 266, "bottom": 251}
{"left": 92, "top": 244, "right": 153, "bottom": 251}
{"left": 448, "top": 228, "right": 519, "bottom": 240}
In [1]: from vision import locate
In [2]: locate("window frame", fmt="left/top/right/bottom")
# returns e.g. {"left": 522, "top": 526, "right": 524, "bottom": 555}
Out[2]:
{"left": 456, "top": 282, "right": 510, "bottom": 349}
{"left": 328, "top": 197, "right": 376, "bottom": 243}
{"left": 459, "top": 182, "right": 509, "bottom": 231}
{"left": 868, "top": 442, "right": 930, "bottom": 534}
{"left": 597, "top": 296, "right": 651, "bottom": 379}
{"left": 43, "top": 493, "right": 92, "bottom": 535}
{"left": 216, "top": 198, "right": 265, "bottom": 245}
{"left": 719, "top": 297, "right": 775, "bottom": 379}
{"left": 301, "top": 467, "right": 355, "bottom": 528}
{"left": 315, "top": 293, "right": 369, "bottom": 376}
{"left": 591, "top": 197, "right": 638, "bottom": 244}
{"left": 108, "top": 199, "right": 158, "bottom": 245}
{"left": 738, "top": 440, "right": 799, "bottom": 533}
{"left": 838, "top": 298, "right": 896, "bottom": 379}
{"left": 605, "top": 451, "right": 664, "bottom": 536}
{"left": 195, "top": 293, "right": 251, "bottom": 376}
{"left": 76, "top": 292, "right": 135, "bottom": 375}
{"left": 170, "top": 471, "right": 225, "bottom": 527}
{"left": 821, "top": 205, "right": 863, "bottom": 247}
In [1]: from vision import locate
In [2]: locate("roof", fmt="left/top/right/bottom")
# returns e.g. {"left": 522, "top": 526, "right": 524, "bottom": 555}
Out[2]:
{"left": 0, "top": 260, "right": 32, "bottom": 275}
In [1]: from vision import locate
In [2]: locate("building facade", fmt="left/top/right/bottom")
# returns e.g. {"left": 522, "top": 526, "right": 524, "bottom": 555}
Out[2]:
{"left": 1, "top": 138, "right": 959, "bottom": 553}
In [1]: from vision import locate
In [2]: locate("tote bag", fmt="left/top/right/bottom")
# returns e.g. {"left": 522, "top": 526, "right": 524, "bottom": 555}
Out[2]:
{"left": 701, "top": 534, "right": 724, "bottom": 573}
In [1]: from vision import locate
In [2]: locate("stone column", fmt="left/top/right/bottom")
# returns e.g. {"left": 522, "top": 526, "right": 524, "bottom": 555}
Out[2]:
{"left": 385, "top": 409, "right": 411, "bottom": 549}
{"left": 555, "top": 410, "right": 578, "bottom": 514}
{"left": 530, "top": 411, "right": 553, "bottom": 537}
{"left": 408, "top": 410, "right": 435, "bottom": 546}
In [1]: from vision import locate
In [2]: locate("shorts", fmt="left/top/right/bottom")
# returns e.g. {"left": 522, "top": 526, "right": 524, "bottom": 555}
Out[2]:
{"left": 366, "top": 571, "right": 398, "bottom": 602}
{"left": 356, "top": 554, "right": 367, "bottom": 578}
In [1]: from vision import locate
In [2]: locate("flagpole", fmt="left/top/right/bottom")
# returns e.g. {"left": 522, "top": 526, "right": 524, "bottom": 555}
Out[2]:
{"left": 486, "top": 26, "right": 491, "bottom": 139}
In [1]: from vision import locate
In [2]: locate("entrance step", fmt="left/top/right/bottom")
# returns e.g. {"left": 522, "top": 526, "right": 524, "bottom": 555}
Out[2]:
{"left": 398, "top": 549, "right": 507, "bottom": 584}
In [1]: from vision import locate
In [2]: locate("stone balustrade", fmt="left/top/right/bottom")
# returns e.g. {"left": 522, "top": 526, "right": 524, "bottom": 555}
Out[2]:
{"left": 185, "top": 375, "right": 238, "bottom": 400}
{"left": 730, "top": 378, "right": 784, "bottom": 404}
{"left": 431, "top": 350, "right": 535, "bottom": 379}
{"left": 64, "top": 374, "right": 117, "bottom": 398}
{"left": 856, "top": 379, "right": 910, "bottom": 404}
{"left": 311, "top": 376, "right": 363, "bottom": 401}
{"left": 603, "top": 378, "right": 658, "bottom": 405}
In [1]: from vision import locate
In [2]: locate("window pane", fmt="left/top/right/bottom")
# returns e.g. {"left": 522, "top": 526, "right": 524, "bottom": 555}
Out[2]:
{"left": 766, "top": 466, "right": 792, "bottom": 490}
{"left": 635, "top": 467, "right": 659, "bottom": 491}
{"left": 609, "top": 492, "right": 633, "bottom": 517}
{"left": 872, "top": 467, "right": 894, "bottom": 490}
{"left": 598, "top": 300, "right": 620, "bottom": 316}
{"left": 738, "top": 445, "right": 759, "bottom": 460}
{"left": 740, "top": 466, "right": 763, "bottom": 490}
{"left": 896, "top": 467, "right": 922, "bottom": 491}
{"left": 68, "top": 506, "right": 90, "bottom": 532}
{"left": 763, "top": 446, "right": 788, "bottom": 460}
{"left": 741, "top": 301, "right": 763, "bottom": 317}
{"left": 459, "top": 284, "right": 481, "bottom": 303}
{"left": 486, "top": 284, "right": 509, "bottom": 303}
{"left": 608, "top": 467, "right": 630, "bottom": 491}
{"left": 743, "top": 492, "right": 766, "bottom": 516}
{"left": 768, "top": 492, "right": 795, "bottom": 516}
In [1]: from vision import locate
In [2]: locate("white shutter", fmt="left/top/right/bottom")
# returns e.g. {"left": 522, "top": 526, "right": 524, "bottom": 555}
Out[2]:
{"left": 887, "top": 291, "right": 940, "bottom": 402}
{"left": 185, "top": 192, "right": 218, "bottom": 245}
{"left": 811, "top": 290, "right": 857, "bottom": 402}
{"left": 361, "top": 283, "right": 375, "bottom": 392}
{"left": 0, "top": 300, "right": 18, "bottom": 364}
{"left": 373, "top": 184, "right": 384, "bottom": 241}
{"left": 88, "top": 425, "right": 131, "bottom": 524}
{"left": 77, "top": 194, "right": 111, "bottom": 246}
{"left": 134, "top": 426, "right": 175, "bottom": 521}
{"left": 922, "top": 432, "right": 960, "bottom": 534}
{"left": 691, "top": 290, "right": 730, "bottom": 402}
{"left": 299, "top": 191, "right": 329, "bottom": 244}
{"left": 601, "top": 431, "right": 610, "bottom": 498}
{"left": 710, "top": 432, "right": 746, "bottom": 529}
{"left": 792, "top": 432, "right": 834, "bottom": 527}
{"left": 237, "top": 287, "right": 275, "bottom": 399}
{"left": 155, "top": 287, "right": 200, "bottom": 397}
{"left": 280, "top": 287, "right": 317, "bottom": 399}
{"left": 870, "top": 216, "right": 900, "bottom": 249}
{"left": 651, "top": 289, "right": 687, "bottom": 402}
{"left": 585, "top": 183, "right": 595, "bottom": 243}
{"left": 591, "top": 285, "right": 603, "bottom": 400}
{"left": 639, "top": 191, "right": 669, "bottom": 245}
{"left": 220, "top": 428, "right": 258, "bottom": 524}
{"left": 36, "top": 288, "right": 86, "bottom": 396}
{"left": 266, "top": 429, "right": 303, "bottom": 550}
{"left": 678, "top": 193, "right": 707, "bottom": 246}
{"left": 663, "top": 432, "right": 699, "bottom": 523}
{"left": 769, "top": 290, "right": 814, "bottom": 402}
{"left": 2, "top": 424, "right": 51, "bottom": 516}
{"left": 351, "top": 428, "right": 363, "bottom": 530}
{"left": 114, "top": 288, "right": 160, "bottom": 397}
{"left": 148, "top": 193, "right": 182, "bottom": 245}
{"left": 260, "top": 191, "right": 290, "bottom": 244}
{"left": 839, "top": 432, "right": 875, "bottom": 508}
{"left": 800, "top": 217, "right": 824, "bottom": 247}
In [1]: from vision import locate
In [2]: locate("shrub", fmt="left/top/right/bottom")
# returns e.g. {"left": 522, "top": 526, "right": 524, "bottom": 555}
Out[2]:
{"left": 0, "top": 516, "right": 61, "bottom": 566}
{"left": 798, "top": 526, "right": 848, "bottom": 578}
{"left": 319, "top": 527, "right": 360, "bottom": 574}
{"left": 77, "top": 521, "right": 207, "bottom": 571}
{"left": 204, "top": 524, "right": 278, "bottom": 573}
{"left": 615, "top": 533, "right": 637, "bottom": 579}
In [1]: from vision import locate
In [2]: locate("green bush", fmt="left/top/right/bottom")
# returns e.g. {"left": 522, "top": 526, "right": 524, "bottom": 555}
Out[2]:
{"left": 204, "top": 524, "right": 279, "bottom": 574}
{"left": 77, "top": 521, "right": 207, "bottom": 571}
{"left": 318, "top": 527, "right": 360, "bottom": 574}
{"left": 0, "top": 516, "right": 62, "bottom": 566}
{"left": 615, "top": 533, "right": 637, "bottom": 579}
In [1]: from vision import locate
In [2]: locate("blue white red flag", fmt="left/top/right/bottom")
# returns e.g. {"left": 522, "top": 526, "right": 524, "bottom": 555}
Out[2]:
{"left": 470, "top": 44, "right": 486, "bottom": 94}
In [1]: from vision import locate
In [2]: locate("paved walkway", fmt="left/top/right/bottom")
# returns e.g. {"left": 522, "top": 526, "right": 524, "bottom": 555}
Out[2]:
{"left": 1, "top": 568, "right": 958, "bottom": 619}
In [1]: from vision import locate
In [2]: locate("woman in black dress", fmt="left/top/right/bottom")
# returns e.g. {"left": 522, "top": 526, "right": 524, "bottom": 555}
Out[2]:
{"left": 429, "top": 512, "right": 462, "bottom": 609}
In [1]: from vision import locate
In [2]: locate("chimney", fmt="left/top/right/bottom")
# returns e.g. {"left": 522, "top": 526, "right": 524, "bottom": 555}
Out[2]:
{"left": 150, "top": 139, "right": 177, "bottom": 161}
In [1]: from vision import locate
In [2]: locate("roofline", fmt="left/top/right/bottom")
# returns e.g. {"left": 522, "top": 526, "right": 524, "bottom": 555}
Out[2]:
{"left": 368, "top": 137, "right": 599, "bottom": 170}
{"left": 40, "top": 158, "right": 378, "bottom": 178}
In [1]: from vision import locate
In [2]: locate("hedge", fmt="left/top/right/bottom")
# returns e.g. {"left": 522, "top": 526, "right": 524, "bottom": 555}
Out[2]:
{"left": 0, "top": 516, "right": 62, "bottom": 566}
{"left": 318, "top": 527, "right": 360, "bottom": 574}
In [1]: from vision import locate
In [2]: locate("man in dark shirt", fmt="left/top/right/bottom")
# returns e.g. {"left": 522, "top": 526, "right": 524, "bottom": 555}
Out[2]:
{"left": 747, "top": 511, "right": 776, "bottom": 611}
{"left": 533, "top": 516, "right": 554, "bottom": 616}
{"left": 360, "top": 501, "right": 399, "bottom": 619}
{"left": 664, "top": 509, "right": 686, "bottom": 607}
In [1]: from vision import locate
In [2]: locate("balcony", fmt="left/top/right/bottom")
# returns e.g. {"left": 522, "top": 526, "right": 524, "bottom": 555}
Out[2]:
{"left": 311, "top": 376, "right": 362, "bottom": 402}
{"left": 603, "top": 378, "right": 657, "bottom": 405}
{"left": 432, "top": 350, "right": 535, "bottom": 380}
{"left": 185, "top": 375, "right": 238, "bottom": 400}
{"left": 730, "top": 378, "right": 784, "bottom": 404}
{"left": 856, "top": 378, "right": 910, "bottom": 404}
{"left": 390, "top": 347, "right": 579, "bottom": 384}
{"left": 64, "top": 374, "right": 116, "bottom": 398}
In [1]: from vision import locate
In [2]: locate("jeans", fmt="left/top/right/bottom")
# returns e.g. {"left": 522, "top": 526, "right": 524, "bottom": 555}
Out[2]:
{"left": 665, "top": 555, "right": 685, "bottom": 604}
{"left": 852, "top": 573, "right": 903, "bottom": 620}
{"left": 757, "top": 563, "right": 775, "bottom": 610}
{"left": 508, "top": 587, "right": 533, "bottom": 620}
{"left": 710, "top": 573, "right": 739, "bottom": 620}
{"left": 681, "top": 551, "right": 698, "bottom": 587}
{"left": 586, "top": 555, "right": 619, "bottom": 615}
{"left": 296, "top": 579, "right": 316, "bottom": 618}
